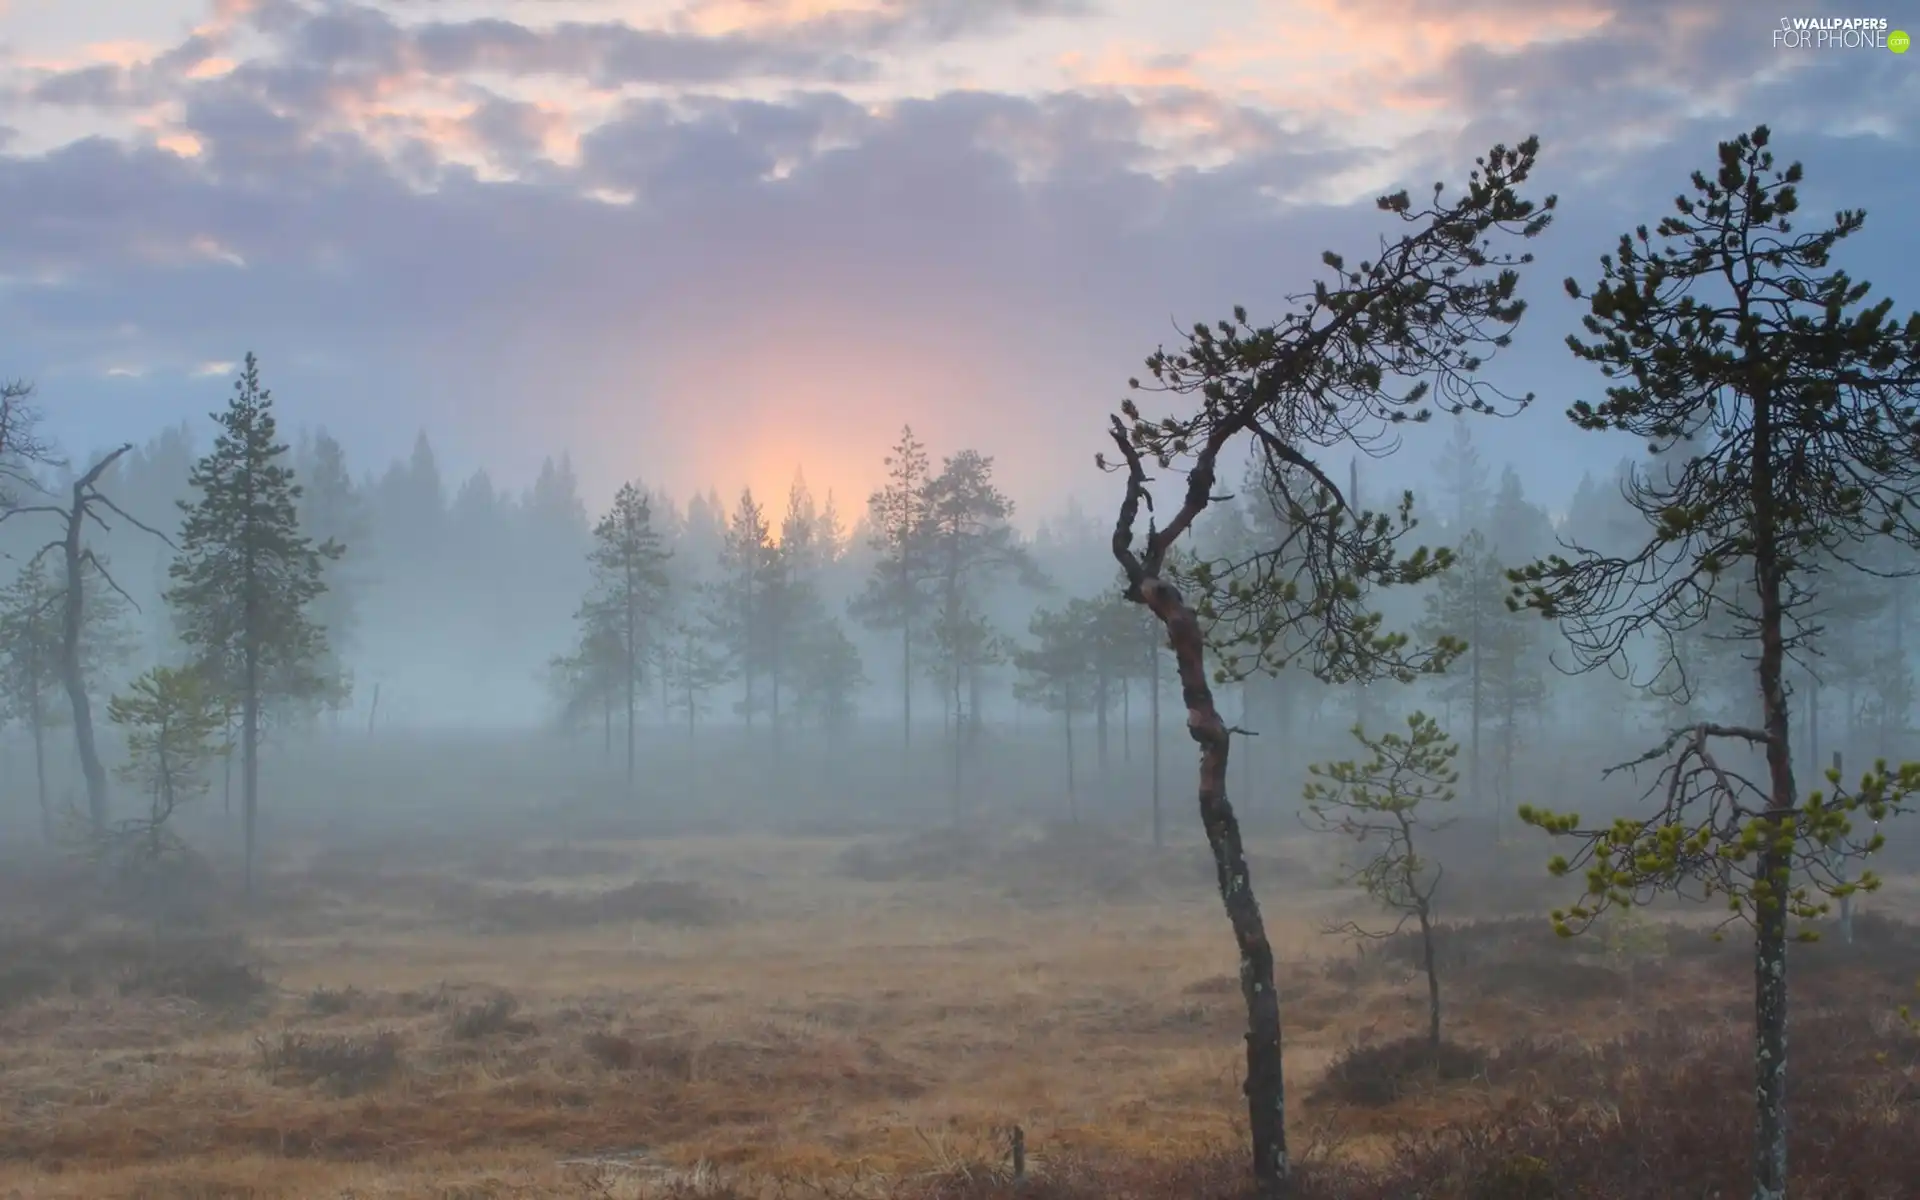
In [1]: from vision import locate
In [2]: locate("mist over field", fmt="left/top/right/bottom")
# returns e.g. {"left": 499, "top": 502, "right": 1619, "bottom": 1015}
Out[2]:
{"left": 3, "top": 1, "right": 1920, "bottom": 1198}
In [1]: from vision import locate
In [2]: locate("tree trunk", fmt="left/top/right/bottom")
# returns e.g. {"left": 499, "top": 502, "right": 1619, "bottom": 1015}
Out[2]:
{"left": 30, "top": 692, "right": 50, "bottom": 843}
{"left": 756, "top": 625, "right": 771, "bottom": 748}
{"left": 1469, "top": 605, "right": 1484, "bottom": 817}
{"left": 1064, "top": 702, "right": 1077, "bottom": 824}
{"left": 624, "top": 617, "right": 637, "bottom": 793}
{"left": 1498, "top": 694, "right": 1517, "bottom": 845}
{"left": 1892, "top": 584, "right": 1908, "bottom": 753}
{"left": 1749, "top": 396, "right": 1794, "bottom": 1200}
{"left": 1238, "top": 689, "right": 1254, "bottom": 814}
{"left": 949, "top": 665, "right": 964, "bottom": 824}
{"left": 242, "top": 646, "right": 262, "bottom": 897}
{"left": 685, "top": 671, "right": 697, "bottom": 745}
{"left": 223, "top": 722, "right": 234, "bottom": 814}
{"left": 1831, "top": 750, "right": 1853, "bottom": 945}
{"left": 967, "top": 659, "right": 983, "bottom": 749}
{"left": 1151, "top": 642, "right": 1163, "bottom": 848}
{"left": 1095, "top": 670, "right": 1110, "bottom": 783}
{"left": 1808, "top": 677, "right": 1820, "bottom": 777}
{"left": 1122, "top": 677, "right": 1132, "bottom": 763}
{"left": 1418, "top": 900, "right": 1441, "bottom": 1049}
{"left": 1137, "top": 572, "right": 1288, "bottom": 1194}
{"left": 901, "top": 620, "right": 913, "bottom": 751}
{"left": 60, "top": 523, "right": 109, "bottom": 837}
{"left": 742, "top": 589, "right": 756, "bottom": 734}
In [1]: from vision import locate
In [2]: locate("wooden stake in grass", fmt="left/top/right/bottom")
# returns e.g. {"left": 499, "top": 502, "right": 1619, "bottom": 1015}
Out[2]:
{"left": 1099, "top": 137, "right": 1554, "bottom": 1197}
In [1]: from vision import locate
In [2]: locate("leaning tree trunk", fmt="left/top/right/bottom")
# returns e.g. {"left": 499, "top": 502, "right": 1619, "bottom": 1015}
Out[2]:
{"left": 1137, "top": 571, "right": 1289, "bottom": 1193}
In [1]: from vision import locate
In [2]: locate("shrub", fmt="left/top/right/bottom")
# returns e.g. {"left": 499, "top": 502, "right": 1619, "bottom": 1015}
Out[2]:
{"left": 256, "top": 1030, "right": 402, "bottom": 1096}
{"left": 1311, "top": 1036, "right": 1487, "bottom": 1107}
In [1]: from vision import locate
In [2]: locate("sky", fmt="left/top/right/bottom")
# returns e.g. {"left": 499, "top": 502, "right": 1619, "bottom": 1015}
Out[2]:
{"left": 1, "top": 0, "right": 1916, "bottom": 526}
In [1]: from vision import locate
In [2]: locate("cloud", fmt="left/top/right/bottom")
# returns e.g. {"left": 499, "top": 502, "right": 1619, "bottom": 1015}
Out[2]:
{"left": 0, "top": 0, "right": 1911, "bottom": 520}
{"left": 673, "top": 0, "right": 1096, "bottom": 44}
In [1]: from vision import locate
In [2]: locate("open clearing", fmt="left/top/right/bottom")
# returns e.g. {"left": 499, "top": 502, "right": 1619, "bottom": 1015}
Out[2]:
{"left": 1, "top": 824, "right": 1916, "bottom": 1198}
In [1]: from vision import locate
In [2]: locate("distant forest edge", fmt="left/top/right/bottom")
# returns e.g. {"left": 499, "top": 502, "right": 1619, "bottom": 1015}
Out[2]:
{"left": 0, "top": 377, "right": 1912, "bottom": 778}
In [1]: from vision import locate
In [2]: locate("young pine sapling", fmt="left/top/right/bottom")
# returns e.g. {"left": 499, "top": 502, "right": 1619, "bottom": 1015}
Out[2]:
{"left": 1304, "top": 711, "right": 1459, "bottom": 1050}
{"left": 101, "top": 665, "right": 228, "bottom": 874}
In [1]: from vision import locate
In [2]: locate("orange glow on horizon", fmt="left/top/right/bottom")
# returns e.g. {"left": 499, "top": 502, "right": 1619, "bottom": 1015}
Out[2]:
{"left": 598, "top": 296, "right": 996, "bottom": 548}
{"left": 723, "top": 445, "right": 873, "bottom": 544}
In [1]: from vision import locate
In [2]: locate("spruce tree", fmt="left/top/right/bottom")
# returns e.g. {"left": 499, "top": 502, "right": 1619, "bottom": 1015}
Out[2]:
{"left": 168, "top": 353, "right": 343, "bottom": 895}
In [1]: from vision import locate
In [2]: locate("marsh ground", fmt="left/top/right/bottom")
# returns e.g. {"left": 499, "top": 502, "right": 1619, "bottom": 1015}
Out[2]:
{"left": 0, "top": 823, "right": 1916, "bottom": 1199}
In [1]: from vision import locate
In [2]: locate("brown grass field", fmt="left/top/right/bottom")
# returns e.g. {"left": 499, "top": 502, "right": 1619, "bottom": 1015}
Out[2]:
{"left": 1, "top": 824, "right": 1917, "bottom": 1199}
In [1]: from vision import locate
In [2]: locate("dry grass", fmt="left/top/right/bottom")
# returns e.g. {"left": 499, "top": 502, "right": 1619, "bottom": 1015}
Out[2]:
{"left": 0, "top": 824, "right": 1913, "bottom": 1198}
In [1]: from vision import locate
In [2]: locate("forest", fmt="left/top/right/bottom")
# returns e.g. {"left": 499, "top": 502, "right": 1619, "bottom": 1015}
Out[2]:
{"left": 1, "top": 123, "right": 1917, "bottom": 1200}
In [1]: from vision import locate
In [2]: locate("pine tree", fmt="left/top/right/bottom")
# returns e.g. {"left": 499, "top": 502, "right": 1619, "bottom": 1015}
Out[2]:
{"left": 104, "top": 665, "right": 226, "bottom": 871}
{"left": 762, "top": 472, "right": 828, "bottom": 746}
{"left": 792, "top": 619, "right": 866, "bottom": 734}
{"left": 548, "top": 608, "right": 623, "bottom": 750}
{"left": 295, "top": 428, "right": 367, "bottom": 715}
{"left": 579, "top": 481, "right": 671, "bottom": 791}
{"left": 168, "top": 353, "right": 344, "bottom": 895}
{"left": 1100, "top": 136, "right": 1552, "bottom": 1196}
{"left": 1304, "top": 712, "right": 1460, "bottom": 1049}
{"left": 0, "top": 379, "right": 55, "bottom": 509}
{"left": 0, "top": 553, "right": 140, "bottom": 842}
{"left": 918, "top": 449, "right": 1041, "bottom": 812}
{"left": 708, "top": 489, "right": 775, "bottom": 729}
{"left": 1076, "top": 594, "right": 1136, "bottom": 783}
{"left": 0, "top": 561, "right": 67, "bottom": 841}
{"left": 1433, "top": 414, "right": 1492, "bottom": 537}
{"left": 1013, "top": 605, "right": 1094, "bottom": 821}
{"left": 1513, "top": 126, "right": 1920, "bottom": 1200}
{"left": 1, "top": 442, "right": 163, "bottom": 834}
{"left": 657, "top": 619, "right": 733, "bottom": 741}
{"left": 1415, "top": 530, "right": 1506, "bottom": 813}
{"left": 850, "top": 426, "right": 935, "bottom": 749}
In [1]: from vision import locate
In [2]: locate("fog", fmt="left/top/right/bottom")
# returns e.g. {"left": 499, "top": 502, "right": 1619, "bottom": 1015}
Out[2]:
{"left": 2, "top": 405, "right": 1913, "bottom": 854}
{"left": 5, "top": 353, "right": 1919, "bottom": 1200}
{"left": 3, "top": 0, "right": 1918, "bottom": 1186}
